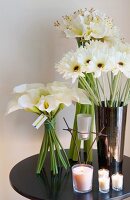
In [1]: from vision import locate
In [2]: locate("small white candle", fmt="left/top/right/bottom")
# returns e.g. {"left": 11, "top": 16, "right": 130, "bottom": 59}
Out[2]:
{"left": 99, "top": 177, "right": 110, "bottom": 193}
{"left": 111, "top": 173, "right": 123, "bottom": 191}
{"left": 98, "top": 169, "right": 109, "bottom": 178}
{"left": 72, "top": 164, "right": 93, "bottom": 193}
{"left": 77, "top": 114, "right": 92, "bottom": 140}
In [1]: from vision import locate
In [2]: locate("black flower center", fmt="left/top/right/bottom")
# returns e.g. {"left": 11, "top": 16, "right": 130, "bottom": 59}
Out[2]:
{"left": 118, "top": 62, "right": 124, "bottom": 66}
{"left": 73, "top": 65, "right": 80, "bottom": 72}
{"left": 97, "top": 63, "right": 104, "bottom": 68}
{"left": 86, "top": 59, "right": 91, "bottom": 64}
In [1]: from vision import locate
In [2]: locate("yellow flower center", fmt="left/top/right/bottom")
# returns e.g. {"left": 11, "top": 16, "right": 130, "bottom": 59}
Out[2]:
{"left": 97, "top": 63, "right": 104, "bottom": 68}
{"left": 44, "top": 101, "right": 49, "bottom": 109}
{"left": 73, "top": 65, "right": 80, "bottom": 72}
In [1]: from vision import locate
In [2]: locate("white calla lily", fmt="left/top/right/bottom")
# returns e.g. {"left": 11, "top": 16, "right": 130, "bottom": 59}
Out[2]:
{"left": 13, "top": 83, "right": 45, "bottom": 94}
{"left": 47, "top": 81, "right": 70, "bottom": 94}
{"left": 8, "top": 80, "right": 91, "bottom": 115}
{"left": 36, "top": 95, "right": 60, "bottom": 113}
{"left": 7, "top": 97, "right": 22, "bottom": 114}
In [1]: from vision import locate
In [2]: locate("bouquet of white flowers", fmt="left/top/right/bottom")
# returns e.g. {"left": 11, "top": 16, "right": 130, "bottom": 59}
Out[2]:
{"left": 56, "top": 41, "right": 130, "bottom": 107}
{"left": 8, "top": 81, "right": 90, "bottom": 174}
{"left": 54, "top": 8, "right": 120, "bottom": 44}
{"left": 55, "top": 8, "right": 123, "bottom": 162}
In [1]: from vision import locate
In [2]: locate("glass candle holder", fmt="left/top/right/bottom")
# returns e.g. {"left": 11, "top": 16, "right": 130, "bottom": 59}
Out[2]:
{"left": 72, "top": 164, "right": 93, "bottom": 193}
{"left": 111, "top": 173, "right": 123, "bottom": 191}
{"left": 99, "top": 176, "right": 110, "bottom": 193}
{"left": 77, "top": 114, "right": 92, "bottom": 140}
{"left": 98, "top": 169, "right": 109, "bottom": 178}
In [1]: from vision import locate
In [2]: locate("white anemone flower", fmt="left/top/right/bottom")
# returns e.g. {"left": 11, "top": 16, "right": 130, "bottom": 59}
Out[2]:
{"left": 55, "top": 51, "right": 86, "bottom": 83}
{"left": 36, "top": 95, "right": 60, "bottom": 113}
{"left": 112, "top": 52, "right": 130, "bottom": 78}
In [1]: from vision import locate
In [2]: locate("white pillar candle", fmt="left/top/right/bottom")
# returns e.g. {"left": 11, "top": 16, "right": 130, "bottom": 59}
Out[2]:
{"left": 72, "top": 164, "right": 93, "bottom": 193}
{"left": 98, "top": 169, "right": 109, "bottom": 178}
{"left": 111, "top": 173, "right": 123, "bottom": 191}
{"left": 77, "top": 114, "right": 92, "bottom": 140}
{"left": 99, "top": 177, "right": 110, "bottom": 193}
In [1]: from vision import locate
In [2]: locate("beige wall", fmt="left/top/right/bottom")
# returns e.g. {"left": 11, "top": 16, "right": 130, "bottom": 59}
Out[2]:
{"left": 0, "top": 0, "right": 130, "bottom": 199}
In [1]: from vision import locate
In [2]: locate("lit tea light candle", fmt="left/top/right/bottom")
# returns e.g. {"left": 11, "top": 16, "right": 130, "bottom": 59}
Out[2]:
{"left": 72, "top": 164, "right": 93, "bottom": 193}
{"left": 99, "top": 176, "right": 110, "bottom": 193}
{"left": 77, "top": 114, "right": 92, "bottom": 140}
{"left": 98, "top": 169, "right": 109, "bottom": 178}
{"left": 111, "top": 173, "right": 123, "bottom": 191}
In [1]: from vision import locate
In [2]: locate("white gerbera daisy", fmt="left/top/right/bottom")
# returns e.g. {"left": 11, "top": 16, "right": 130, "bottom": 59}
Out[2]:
{"left": 55, "top": 51, "right": 85, "bottom": 83}
{"left": 84, "top": 41, "right": 113, "bottom": 76}
{"left": 88, "top": 50, "right": 111, "bottom": 77}
{"left": 112, "top": 52, "right": 130, "bottom": 78}
{"left": 76, "top": 47, "right": 93, "bottom": 73}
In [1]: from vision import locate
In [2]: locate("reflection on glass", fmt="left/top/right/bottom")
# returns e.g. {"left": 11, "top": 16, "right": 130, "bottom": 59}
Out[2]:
{"left": 38, "top": 168, "right": 70, "bottom": 200}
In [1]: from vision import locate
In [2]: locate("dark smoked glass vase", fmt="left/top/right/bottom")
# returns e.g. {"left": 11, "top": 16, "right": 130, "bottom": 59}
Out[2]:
{"left": 95, "top": 104, "right": 127, "bottom": 174}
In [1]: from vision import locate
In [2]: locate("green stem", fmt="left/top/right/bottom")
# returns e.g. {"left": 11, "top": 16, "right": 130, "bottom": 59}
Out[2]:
{"left": 51, "top": 131, "right": 68, "bottom": 169}
{"left": 110, "top": 72, "right": 121, "bottom": 107}
{"left": 79, "top": 77, "right": 99, "bottom": 105}
{"left": 95, "top": 78, "right": 102, "bottom": 105}
{"left": 48, "top": 130, "right": 58, "bottom": 174}
{"left": 101, "top": 74, "right": 107, "bottom": 106}
{"left": 36, "top": 131, "right": 49, "bottom": 174}
{"left": 84, "top": 104, "right": 94, "bottom": 163}
{"left": 123, "top": 79, "right": 130, "bottom": 105}
{"left": 69, "top": 103, "right": 81, "bottom": 159}
{"left": 96, "top": 78, "right": 104, "bottom": 96}
{"left": 120, "top": 80, "right": 128, "bottom": 104}
{"left": 107, "top": 72, "right": 112, "bottom": 100}
{"left": 86, "top": 73, "right": 101, "bottom": 105}
{"left": 37, "top": 118, "right": 70, "bottom": 175}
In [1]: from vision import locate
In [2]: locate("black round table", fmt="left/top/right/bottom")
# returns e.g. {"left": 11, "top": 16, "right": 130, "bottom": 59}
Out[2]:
{"left": 9, "top": 150, "right": 130, "bottom": 200}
